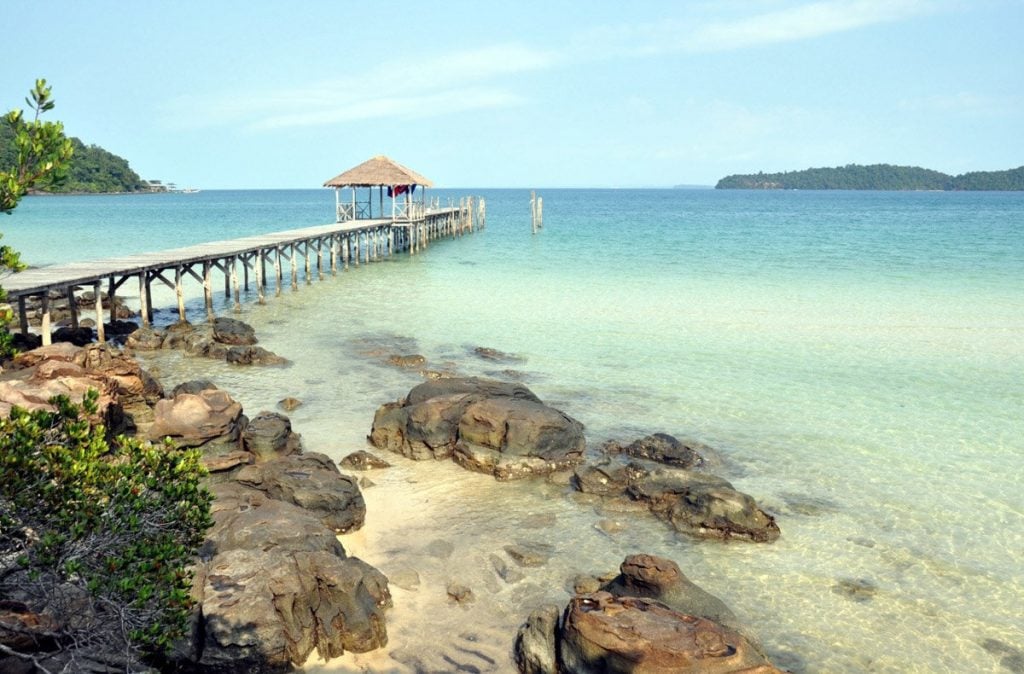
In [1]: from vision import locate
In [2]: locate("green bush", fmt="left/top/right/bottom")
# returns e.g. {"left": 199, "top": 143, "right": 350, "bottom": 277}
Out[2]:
{"left": 0, "top": 390, "right": 213, "bottom": 669}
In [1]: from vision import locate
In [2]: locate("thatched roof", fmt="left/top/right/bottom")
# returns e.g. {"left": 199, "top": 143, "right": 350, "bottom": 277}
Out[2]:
{"left": 323, "top": 155, "right": 434, "bottom": 188}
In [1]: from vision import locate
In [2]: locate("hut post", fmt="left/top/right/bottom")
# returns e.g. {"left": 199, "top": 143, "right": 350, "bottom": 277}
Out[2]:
{"left": 40, "top": 295, "right": 51, "bottom": 346}
{"left": 93, "top": 281, "right": 105, "bottom": 343}
{"left": 334, "top": 188, "right": 340, "bottom": 222}
{"left": 175, "top": 266, "right": 186, "bottom": 322}
{"left": 354, "top": 233, "right": 360, "bottom": 266}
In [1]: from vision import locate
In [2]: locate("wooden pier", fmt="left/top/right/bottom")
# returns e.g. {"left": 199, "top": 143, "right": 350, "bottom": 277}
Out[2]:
{"left": 4, "top": 199, "right": 483, "bottom": 346}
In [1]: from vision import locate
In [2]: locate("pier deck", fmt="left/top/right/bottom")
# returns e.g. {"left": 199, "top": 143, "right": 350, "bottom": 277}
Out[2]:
{"left": 5, "top": 201, "right": 483, "bottom": 346}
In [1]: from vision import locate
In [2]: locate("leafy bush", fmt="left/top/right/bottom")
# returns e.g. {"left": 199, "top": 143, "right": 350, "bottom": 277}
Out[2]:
{"left": 0, "top": 390, "right": 213, "bottom": 670}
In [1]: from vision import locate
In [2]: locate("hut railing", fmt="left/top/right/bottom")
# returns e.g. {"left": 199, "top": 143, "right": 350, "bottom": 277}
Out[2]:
{"left": 336, "top": 203, "right": 355, "bottom": 222}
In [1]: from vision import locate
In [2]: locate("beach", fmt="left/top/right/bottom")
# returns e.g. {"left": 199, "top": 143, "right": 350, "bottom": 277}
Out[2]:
{"left": 8, "top": 188, "right": 1024, "bottom": 672}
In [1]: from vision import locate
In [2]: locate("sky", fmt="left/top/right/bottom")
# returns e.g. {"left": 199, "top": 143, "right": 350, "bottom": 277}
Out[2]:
{"left": 3, "top": 0, "right": 1022, "bottom": 189}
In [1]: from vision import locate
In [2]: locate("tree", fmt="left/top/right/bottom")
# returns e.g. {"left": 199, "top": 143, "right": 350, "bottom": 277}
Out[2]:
{"left": 0, "top": 391, "right": 213, "bottom": 672}
{"left": 1, "top": 79, "right": 74, "bottom": 214}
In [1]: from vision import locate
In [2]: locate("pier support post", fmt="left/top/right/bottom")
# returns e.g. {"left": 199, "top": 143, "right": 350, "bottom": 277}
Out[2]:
{"left": 93, "top": 281, "right": 105, "bottom": 343}
{"left": 342, "top": 235, "right": 350, "bottom": 269}
{"left": 256, "top": 250, "right": 266, "bottom": 304}
{"left": 66, "top": 287, "right": 79, "bottom": 330}
{"left": 291, "top": 244, "right": 299, "bottom": 290}
{"left": 108, "top": 277, "right": 117, "bottom": 325}
{"left": 40, "top": 295, "right": 51, "bottom": 346}
{"left": 175, "top": 266, "right": 186, "bottom": 322}
{"left": 231, "top": 256, "right": 241, "bottom": 312}
{"left": 274, "top": 247, "right": 283, "bottom": 297}
{"left": 203, "top": 261, "right": 214, "bottom": 319}
{"left": 139, "top": 273, "right": 150, "bottom": 328}
{"left": 317, "top": 239, "right": 324, "bottom": 280}
{"left": 354, "top": 234, "right": 360, "bottom": 266}
{"left": 330, "top": 236, "right": 337, "bottom": 275}
{"left": 223, "top": 260, "right": 231, "bottom": 298}
{"left": 304, "top": 242, "right": 312, "bottom": 286}
{"left": 17, "top": 296, "right": 28, "bottom": 337}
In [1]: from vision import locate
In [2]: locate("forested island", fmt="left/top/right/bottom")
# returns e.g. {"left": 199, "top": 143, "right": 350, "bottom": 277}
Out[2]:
{"left": 716, "top": 164, "right": 1024, "bottom": 191}
{"left": 1, "top": 123, "right": 151, "bottom": 193}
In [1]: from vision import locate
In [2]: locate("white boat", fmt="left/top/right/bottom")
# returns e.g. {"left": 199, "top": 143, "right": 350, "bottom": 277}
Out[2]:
{"left": 181, "top": 187, "right": 200, "bottom": 194}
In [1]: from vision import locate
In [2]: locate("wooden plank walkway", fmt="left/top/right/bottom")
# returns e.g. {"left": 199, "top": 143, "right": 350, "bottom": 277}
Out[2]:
{"left": 5, "top": 200, "right": 485, "bottom": 346}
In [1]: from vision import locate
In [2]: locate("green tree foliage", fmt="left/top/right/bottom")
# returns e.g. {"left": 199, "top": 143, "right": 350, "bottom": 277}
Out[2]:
{"left": 0, "top": 125, "right": 145, "bottom": 195}
{"left": 716, "top": 163, "right": 1024, "bottom": 190}
{"left": 1, "top": 79, "right": 74, "bottom": 214}
{"left": 0, "top": 390, "right": 213, "bottom": 671}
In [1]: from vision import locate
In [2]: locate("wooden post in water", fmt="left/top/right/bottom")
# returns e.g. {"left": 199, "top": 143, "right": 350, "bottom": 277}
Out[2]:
{"left": 175, "top": 266, "right": 186, "bottom": 321}
{"left": 290, "top": 244, "right": 299, "bottom": 290}
{"left": 304, "top": 242, "right": 312, "bottom": 285}
{"left": 537, "top": 196, "right": 543, "bottom": 230}
{"left": 330, "top": 236, "right": 337, "bottom": 275}
{"left": 139, "top": 273, "right": 150, "bottom": 327}
{"left": 256, "top": 250, "right": 266, "bottom": 304}
{"left": 67, "top": 287, "right": 79, "bottom": 330}
{"left": 203, "top": 261, "right": 214, "bottom": 317}
{"left": 231, "top": 256, "right": 241, "bottom": 312}
{"left": 17, "top": 297, "right": 28, "bottom": 338}
{"left": 531, "top": 191, "right": 537, "bottom": 234}
{"left": 93, "top": 281, "right": 105, "bottom": 343}
{"left": 40, "top": 295, "right": 51, "bottom": 346}
{"left": 108, "top": 277, "right": 117, "bottom": 325}
{"left": 342, "top": 234, "right": 350, "bottom": 269}
{"left": 274, "top": 247, "right": 283, "bottom": 297}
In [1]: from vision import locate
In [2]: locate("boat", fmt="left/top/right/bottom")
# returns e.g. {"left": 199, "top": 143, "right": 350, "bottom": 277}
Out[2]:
{"left": 181, "top": 187, "right": 201, "bottom": 194}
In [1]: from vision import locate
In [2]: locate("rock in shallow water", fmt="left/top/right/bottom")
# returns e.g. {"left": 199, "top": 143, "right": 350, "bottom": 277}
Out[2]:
{"left": 369, "top": 377, "right": 585, "bottom": 480}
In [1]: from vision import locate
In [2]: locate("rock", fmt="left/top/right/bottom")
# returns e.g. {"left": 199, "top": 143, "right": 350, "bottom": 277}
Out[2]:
{"left": 226, "top": 345, "right": 287, "bottom": 365}
{"left": 235, "top": 453, "right": 366, "bottom": 533}
{"left": 205, "top": 489, "right": 346, "bottom": 556}
{"left": 339, "top": 450, "right": 391, "bottom": 470}
{"left": 573, "top": 461, "right": 780, "bottom": 543}
{"left": 212, "top": 316, "right": 258, "bottom": 345}
{"left": 473, "top": 346, "right": 525, "bottom": 363}
{"left": 10, "top": 342, "right": 81, "bottom": 369}
{"left": 387, "top": 353, "right": 426, "bottom": 368}
{"left": 490, "top": 554, "right": 525, "bottom": 584}
{"left": 514, "top": 605, "right": 560, "bottom": 674}
{"left": 571, "top": 575, "right": 602, "bottom": 595}
{"left": 601, "top": 554, "right": 735, "bottom": 625}
{"left": 125, "top": 326, "right": 165, "bottom": 350}
{"left": 504, "top": 542, "right": 554, "bottom": 568}
{"left": 560, "top": 592, "right": 781, "bottom": 674}
{"left": 832, "top": 577, "right": 878, "bottom": 603}
{"left": 196, "top": 548, "right": 389, "bottom": 671}
{"left": 423, "top": 539, "right": 455, "bottom": 559}
{"left": 446, "top": 582, "right": 475, "bottom": 604}
{"left": 389, "top": 567, "right": 421, "bottom": 591}
{"left": 603, "top": 432, "right": 707, "bottom": 469}
{"left": 171, "top": 379, "right": 218, "bottom": 397}
{"left": 369, "top": 377, "right": 585, "bottom": 480}
{"left": 51, "top": 326, "right": 94, "bottom": 346}
{"left": 241, "top": 411, "right": 302, "bottom": 461}
{"left": 278, "top": 396, "right": 303, "bottom": 411}
{"left": 104, "top": 319, "right": 139, "bottom": 335}
{"left": 147, "top": 388, "right": 245, "bottom": 450}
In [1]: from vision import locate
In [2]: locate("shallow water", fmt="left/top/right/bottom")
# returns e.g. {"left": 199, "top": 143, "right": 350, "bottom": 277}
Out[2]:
{"left": 8, "top": 189, "right": 1024, "bottom": 672}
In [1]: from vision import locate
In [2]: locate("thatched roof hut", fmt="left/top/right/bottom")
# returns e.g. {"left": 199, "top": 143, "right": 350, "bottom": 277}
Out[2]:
{"left": 323, "top": 155, "right": 434, "bottom": 188}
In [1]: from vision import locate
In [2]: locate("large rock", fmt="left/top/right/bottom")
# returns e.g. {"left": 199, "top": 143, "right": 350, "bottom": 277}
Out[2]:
{"left": 560, "top": 592, "right": 781, "bottom": 674}
{"left": 573, "top": 461, "right": 779, "bottom": 543}
{"left": 600, "top": 554, "right": 735, "bottom": 625}
{"left": 514, "top": 605, "right": 561, "bottom": 674}
{"left": 369, "top": 377, "right": 584, "bottom": 480}
{"left": 147, "top": 388, "right": 246, "bottom": 459}
{"left": 235, "top": 453, "right": 366, "bottom": 533}
{"left": 603, "top": 432, "right": 707, "bottom": 469}
{"left": 212, "top": 316, "right": 258, "bottom": 345}
{"left": 241, "top": 411, "right": 302, "bottom": 461}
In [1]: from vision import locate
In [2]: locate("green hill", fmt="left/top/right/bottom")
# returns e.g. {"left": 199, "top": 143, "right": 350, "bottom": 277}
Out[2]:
{"left": 1, "top": 123, "right": 147, "bottom": 194}
{"left": 716, "top": 164, "right": 1024, "bottom": 191}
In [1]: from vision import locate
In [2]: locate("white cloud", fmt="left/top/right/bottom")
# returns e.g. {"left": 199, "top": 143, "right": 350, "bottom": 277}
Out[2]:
{"left": 898, "top": 92, "right": 1020, "bottom": 116}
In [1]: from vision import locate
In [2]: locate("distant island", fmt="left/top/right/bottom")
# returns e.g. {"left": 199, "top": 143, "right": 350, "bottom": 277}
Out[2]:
{"left": 716, "top": 164, "right": 1024, "bottom": 191}
{"left": 1, "top": 124, "right": 169, "bottom": 194}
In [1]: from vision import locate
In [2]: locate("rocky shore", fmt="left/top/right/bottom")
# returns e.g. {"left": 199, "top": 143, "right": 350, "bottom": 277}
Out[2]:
{"left": 1, "top": 326, "right": 790, "bottom": 673}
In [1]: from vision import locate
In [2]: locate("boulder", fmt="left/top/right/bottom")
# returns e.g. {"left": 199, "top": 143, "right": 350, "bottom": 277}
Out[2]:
{"left": 369, "top": 377, "right": 584, "bottom": 480}
{"left": 603, "top": 432, "right": 707, "bottom": 469}
{"left": 51, "top": 326, "right": 94, "bottom": 347}
{"left": 125, "top": 326, "right": 165, "bottom": 350}
{"left": 171, "top": 379, "right": 218, "bottom": 397}
{"left": 339, "top": 450, "right": 391, "bottom": 471}
{"left": 147, "top": 389, "right": 245, "bottom": 451}
{"left": 601, "top": 554, "right": 735, "bottom": 625}
{"left": 212, "top": 316, "right": 257, "bottom": 345}
{"left": 226, "top": 345, "right": 288, "bottom": 366}
{"left": 573, "top": 461, "right": 779, "bottom": 543}
{"left": 514, "top": 605, "right": 560, "bottom": 674}
{"left": 559, "top": 592, "right": 782, "bottom": 674}
{"left": 235, "top": 453, "right": 366, "bottom": 533}
{"left": 241, "top": 411, "right": 302, "bottom": 461}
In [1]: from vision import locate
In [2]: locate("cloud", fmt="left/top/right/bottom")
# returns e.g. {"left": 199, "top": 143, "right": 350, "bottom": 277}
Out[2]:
{"left": 164, "top": 42, "right": 553, "bottom": 131}
{"left": 898, "top": 92, "right": 1021, "bottom": 116}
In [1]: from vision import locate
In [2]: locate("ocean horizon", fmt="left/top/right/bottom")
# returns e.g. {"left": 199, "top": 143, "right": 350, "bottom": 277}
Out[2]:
{"left": 6, "top": 188, "right": 1023, "bottom": 672}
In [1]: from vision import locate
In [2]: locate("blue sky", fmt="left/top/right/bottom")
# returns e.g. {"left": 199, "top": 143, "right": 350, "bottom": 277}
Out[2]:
{"left": 4, "top": 0, "right": 1021, "bottom": 188}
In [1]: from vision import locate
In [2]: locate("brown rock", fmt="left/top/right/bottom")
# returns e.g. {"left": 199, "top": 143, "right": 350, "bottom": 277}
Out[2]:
{"left": 148, "top": 389, "right": 244, "bottom": 448}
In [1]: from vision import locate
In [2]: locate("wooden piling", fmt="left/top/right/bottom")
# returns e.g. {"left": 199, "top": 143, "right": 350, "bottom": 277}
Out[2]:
{"left": 176, "top": 266, "right": 186, "bottom": 321}
{"left": 93, "top": 281, "right": 105, "bottom": 343}
{"left": 41, "top": 296, "right": 51, "bottom": 346}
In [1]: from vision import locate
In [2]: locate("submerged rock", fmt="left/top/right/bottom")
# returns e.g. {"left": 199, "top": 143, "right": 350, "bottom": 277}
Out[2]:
{"left": 340, "top": 450, "right": 392, "bottom": 470}
{"left": 369, "top": 377, "right": 585, "bottom": 480}
{"left": 573, "top": 460, "right": 779, "bottom": 543}
{"left": 602, "top": 432, "right": 707, "bottom": 469}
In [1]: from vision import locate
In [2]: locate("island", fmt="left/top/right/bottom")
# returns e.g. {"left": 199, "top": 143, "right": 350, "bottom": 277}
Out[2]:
{"left": 716, "top": 163, "right": 1024, "bottom": 191}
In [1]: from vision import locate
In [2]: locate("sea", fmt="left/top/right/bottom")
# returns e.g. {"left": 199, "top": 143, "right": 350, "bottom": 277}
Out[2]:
{"left": 6, "top": 189, "right": 1023, "bottom": 673}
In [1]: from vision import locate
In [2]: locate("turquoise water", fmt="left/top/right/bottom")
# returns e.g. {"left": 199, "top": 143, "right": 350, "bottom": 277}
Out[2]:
{"left": 6, "top": 189, "right": 1024, "bottom": 672}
